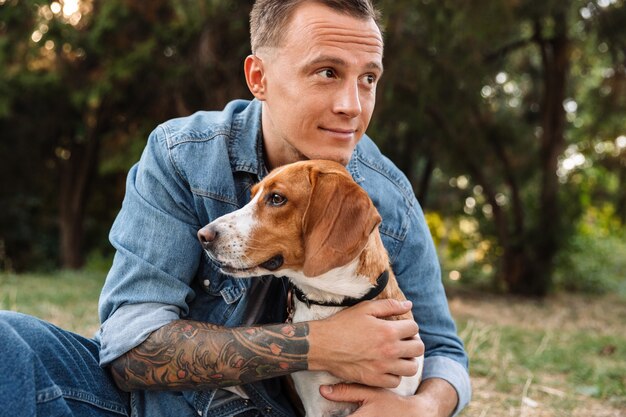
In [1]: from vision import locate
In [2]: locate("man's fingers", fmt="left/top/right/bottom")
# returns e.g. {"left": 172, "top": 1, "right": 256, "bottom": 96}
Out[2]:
{"left": 397, "top": 336, "right": 424, "bottom": 358}
{"left": 389, "top": 318, "right": 420, "bottom": 340}
{"left": 320, "top": 383, "right": 374, "bottom": 403}
{"left": 386, "top": 357, "right": 421, "bottom": 378}
{"left": 360, "top": 298, "right": 412, "bottom": 319}
{"left": 379, "top": 321, "right": 422, "bottom": 359}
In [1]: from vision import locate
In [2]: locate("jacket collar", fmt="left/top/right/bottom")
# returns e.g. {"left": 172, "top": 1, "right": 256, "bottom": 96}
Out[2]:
{"left": 226, "top": 98, "right": 362, "bottom": 182}
{"left": 227, "top": 99, "right": 269, "bottom": 180}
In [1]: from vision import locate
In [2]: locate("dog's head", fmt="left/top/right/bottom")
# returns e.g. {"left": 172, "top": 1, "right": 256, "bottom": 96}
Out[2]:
{"left": 198, "top": 160, "right": 381, "bottom": 278}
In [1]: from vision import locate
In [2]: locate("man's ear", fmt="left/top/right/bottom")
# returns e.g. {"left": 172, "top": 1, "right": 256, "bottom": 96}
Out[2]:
{"left": 244, "top": 54, "right": 267, "bottom": 100}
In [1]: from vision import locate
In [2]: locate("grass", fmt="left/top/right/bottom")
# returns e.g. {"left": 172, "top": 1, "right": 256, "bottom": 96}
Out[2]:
{"left": 450, "top": 289, "right": 626, "bottom": 417}
{"left": 1, "top": 272, "right": 625, "bottom": 416}
{"left": 0, "top": 271, "right": 106, "bottom": 337}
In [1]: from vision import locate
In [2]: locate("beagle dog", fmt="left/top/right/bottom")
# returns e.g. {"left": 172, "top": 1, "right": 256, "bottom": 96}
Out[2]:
{"left": 198, "top": 160, "right": 423, "bottom": 417}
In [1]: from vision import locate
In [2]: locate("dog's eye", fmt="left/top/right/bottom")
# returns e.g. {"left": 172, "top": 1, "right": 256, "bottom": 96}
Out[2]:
{"left": 268, "top": 193, "right": 287, "bottom": 207}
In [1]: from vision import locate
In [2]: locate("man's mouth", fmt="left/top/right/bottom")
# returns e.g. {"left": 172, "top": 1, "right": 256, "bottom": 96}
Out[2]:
{"left": 320, "top": 127, "right": 357, "bottom": 135}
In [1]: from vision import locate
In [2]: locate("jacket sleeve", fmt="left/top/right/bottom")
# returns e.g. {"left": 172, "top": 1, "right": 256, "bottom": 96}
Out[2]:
{"left": 392, "top": 199, "right": 472, "bottom": 415}
{"left": 97, "top": 125, "right": 203, "bottom": 366}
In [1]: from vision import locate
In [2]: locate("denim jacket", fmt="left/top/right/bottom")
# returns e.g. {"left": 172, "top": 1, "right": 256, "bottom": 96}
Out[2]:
{"left": 97, "top": 99, "right": 471, "bottom": 417}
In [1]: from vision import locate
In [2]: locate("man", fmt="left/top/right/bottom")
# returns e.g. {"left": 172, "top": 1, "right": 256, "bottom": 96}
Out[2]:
{"left": 0, "top": 1, "right": 470, "bottom": 416}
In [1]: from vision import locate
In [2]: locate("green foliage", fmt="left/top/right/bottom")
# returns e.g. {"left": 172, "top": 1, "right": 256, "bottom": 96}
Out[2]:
{"left": 375, "top": 0, "right": 626, "bottom": 294}
{"left": 0, "top": 0, "right": 625, "bottom": 295}
{"left": 0, "top": 0, "right": 252, "bottom": 270}
{"left": 426, "top": 211, "right": 498, "bottom": 289}
{"left": 554, "top": 207, "right": 626, "bottom": 295}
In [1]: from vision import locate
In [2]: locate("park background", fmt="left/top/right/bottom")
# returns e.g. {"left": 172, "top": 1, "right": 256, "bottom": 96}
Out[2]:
{"left": 0, "top": 0, "right": 625, "bottom": 415}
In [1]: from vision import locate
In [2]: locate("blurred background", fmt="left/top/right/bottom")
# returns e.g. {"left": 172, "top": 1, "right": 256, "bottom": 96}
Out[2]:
{"left": 0, "top": 1, "right": 625, "bottom": 415}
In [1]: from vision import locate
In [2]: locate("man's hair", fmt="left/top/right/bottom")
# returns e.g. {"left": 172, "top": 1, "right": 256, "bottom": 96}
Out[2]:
{"left": 250, "top": 0, "right": 381, "bottom": 53}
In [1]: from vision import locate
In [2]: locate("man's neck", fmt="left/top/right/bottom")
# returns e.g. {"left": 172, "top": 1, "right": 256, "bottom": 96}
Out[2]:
{"left": 261, "top": 107, "right": 306, "bottom": 170}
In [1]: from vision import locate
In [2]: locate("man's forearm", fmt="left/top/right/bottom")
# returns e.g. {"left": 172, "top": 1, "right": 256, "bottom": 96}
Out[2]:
{"left": 110, "top": 319, "right": 309, "bottom": 392}
{"left": 415, "top": 378, "right": 459, "bottom": 417}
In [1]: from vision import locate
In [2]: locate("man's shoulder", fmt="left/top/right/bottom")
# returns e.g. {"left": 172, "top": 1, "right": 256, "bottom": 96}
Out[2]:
{"left": 354, "top": 136, "right": 416, "bottom": 207}
{"left": 353, "top": 136, "right": 421, "bottom": 246}
{"left": 156, "top": 99, "right": 258, "bottom": 149}
{"left": 140, "top": 99, "right": 261, "bottom": 209}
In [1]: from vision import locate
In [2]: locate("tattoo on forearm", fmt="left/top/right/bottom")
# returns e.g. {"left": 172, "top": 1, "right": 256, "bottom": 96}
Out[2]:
{"left": 110, "top": 320, "right": 309, "bottom": 391}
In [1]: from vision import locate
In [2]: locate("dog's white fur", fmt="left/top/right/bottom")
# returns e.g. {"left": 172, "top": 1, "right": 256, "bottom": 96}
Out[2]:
{"left": 285, "top": 258, "right": 422, "bottom": 417}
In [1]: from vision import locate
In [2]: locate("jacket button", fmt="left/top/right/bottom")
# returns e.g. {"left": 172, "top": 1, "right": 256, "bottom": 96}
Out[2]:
{"left": 203, "top": 279, "right": 210, "bottom": 287}
{"left": 264, "top": 406, "right": 272, "bottom": 413}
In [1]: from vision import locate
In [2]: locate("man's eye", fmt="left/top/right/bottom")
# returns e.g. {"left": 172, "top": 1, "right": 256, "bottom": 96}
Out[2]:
{"left": 363, "top": 74, "right": 377, "bottom": 85}
{"left": 318, "top": 69, "right": 335, "bottom": 79}
{"left": 268, "top": 193, "right": 287, "bottom": 206}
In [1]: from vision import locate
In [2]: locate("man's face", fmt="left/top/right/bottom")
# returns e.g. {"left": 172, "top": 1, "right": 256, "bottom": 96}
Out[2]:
{"left": 252, "top": 2, "right": 384, "bottom": 168}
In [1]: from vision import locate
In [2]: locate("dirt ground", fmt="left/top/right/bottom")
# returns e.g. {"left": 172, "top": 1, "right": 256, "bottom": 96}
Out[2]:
{"left": 448, "top": 290, "right": 626, "bottom": 417}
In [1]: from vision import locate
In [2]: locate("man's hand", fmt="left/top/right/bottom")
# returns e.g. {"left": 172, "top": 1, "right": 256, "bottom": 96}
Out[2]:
{"left": 319, "top": 378, "right": 459, "bottom": 417}
{"left": 307, "top": 299, "right": 424, "bottom": 388}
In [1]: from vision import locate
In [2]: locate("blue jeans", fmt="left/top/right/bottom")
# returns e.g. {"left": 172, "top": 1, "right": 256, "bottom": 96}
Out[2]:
{"left": 0, "top": 311, "right": 129, "bottom": 417}
{"left": 0, "top": 311, "right": 266, "bottom": 417}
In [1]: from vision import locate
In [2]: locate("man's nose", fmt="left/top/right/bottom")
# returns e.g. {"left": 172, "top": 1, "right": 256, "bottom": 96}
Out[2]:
{"left": 334, "top": 81, "right": 362, "bottom": 117}
{"left": 197, "top": 224, "right": 218, "bottom": 249}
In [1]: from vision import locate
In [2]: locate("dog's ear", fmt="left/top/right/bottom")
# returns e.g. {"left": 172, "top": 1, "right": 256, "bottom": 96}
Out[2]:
{"left": 302, "top": 167, "right": 382, "bottom": 277}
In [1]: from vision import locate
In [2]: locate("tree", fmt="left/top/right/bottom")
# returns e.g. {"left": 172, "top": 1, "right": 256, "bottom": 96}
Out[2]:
{"left": 2, "top": 0, "right": 624, "bottom": 292}
{"left": 0, "top": 0, "right": 252, "bottom": 270}
{"left": 373, "top": 0, "right": 625, "bottom": 295}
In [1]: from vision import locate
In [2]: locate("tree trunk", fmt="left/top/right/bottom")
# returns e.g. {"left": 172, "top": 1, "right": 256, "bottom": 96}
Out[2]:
{"left": 58, "top": 131, "right": 101, "bottom": 270}
{"left": 416, "top": 154, "right": 435, "bottom": 207}
{"left": 504, "top": 13, "right": 570, "bottom": 296}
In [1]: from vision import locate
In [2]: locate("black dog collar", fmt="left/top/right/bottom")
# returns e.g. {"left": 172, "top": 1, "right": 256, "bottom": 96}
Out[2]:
{"left": 291, "top": 270, "right": 389, "bottom": 309}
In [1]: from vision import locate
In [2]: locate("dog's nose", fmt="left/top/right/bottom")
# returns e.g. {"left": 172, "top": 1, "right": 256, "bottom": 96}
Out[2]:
{"left": 198, "top": 225, "right": 218, "bottom": 249}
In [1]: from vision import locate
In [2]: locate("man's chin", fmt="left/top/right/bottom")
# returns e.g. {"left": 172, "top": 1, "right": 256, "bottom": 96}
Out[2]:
{"left": 303, "top": 151, "right": 353, "bottom": 167}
